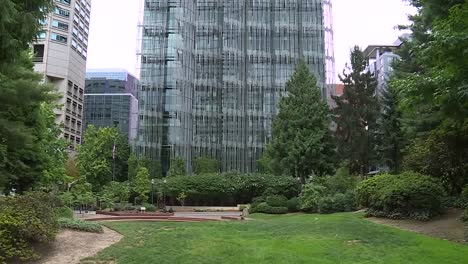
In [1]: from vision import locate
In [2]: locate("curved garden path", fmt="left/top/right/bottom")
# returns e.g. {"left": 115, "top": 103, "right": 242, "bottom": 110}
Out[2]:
{"left": 37, "top": 227, "right": 122, "bottom": 264}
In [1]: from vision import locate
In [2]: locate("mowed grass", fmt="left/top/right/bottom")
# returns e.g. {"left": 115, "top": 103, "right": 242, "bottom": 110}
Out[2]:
{"left": 84, "top": 213, "right": 468, "bottom": 264}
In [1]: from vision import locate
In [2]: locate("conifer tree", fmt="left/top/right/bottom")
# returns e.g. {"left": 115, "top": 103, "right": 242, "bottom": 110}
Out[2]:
{"left": 264, "top": 60, "right": 335, "bottom": 184}
{"left": 332, "top": 46, "right": 379, "bottom": 175}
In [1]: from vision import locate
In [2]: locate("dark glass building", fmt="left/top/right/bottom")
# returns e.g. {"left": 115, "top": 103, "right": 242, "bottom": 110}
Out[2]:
{"left": 84, "top": 69, "right": 139, "bottom": 141}
{"left": 136, "top": 0, "right": 335, "bottom": 174}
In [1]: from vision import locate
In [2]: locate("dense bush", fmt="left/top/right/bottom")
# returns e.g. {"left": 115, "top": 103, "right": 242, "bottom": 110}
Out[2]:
{"left": 356, "top": 172, "right": 445, "bottom": 220}
{"left": 0, "top": 192, "right": 60, "bottom": 262}
{"left": 154, "top": 173, "right": 300, "bottom": 206}
{"left": 58, "top": 218, "right": 103, "bottom": 233}
{"left": 298, "top": 167, "right": 359, "bottom": 214}
{"left": 299, "top": 184, "right": 327, "bottom": 212}
{"left": 460, "top": 185, "right": 468, "bottom": 208}
{"left": 287, "top": 197, "right": 300, "bottom": 212}
{"left": 266, "top": 195, "right": 288, "bottom": 207}
{"left": 143, "top": 203, "right": 157, "bottom": 212}
{"left": 57, "top": 207, "right": 74, "bottom": 219}
{"left": 318, "top": 196, "right": 335, "bottom": 214}
{"left": 249, "top": 202, "right": 288, "bottom": 214}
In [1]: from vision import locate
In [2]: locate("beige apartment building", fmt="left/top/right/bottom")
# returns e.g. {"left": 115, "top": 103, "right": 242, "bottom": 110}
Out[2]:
{"left": 33, "top": 0, "right": 91, "bottom": 151}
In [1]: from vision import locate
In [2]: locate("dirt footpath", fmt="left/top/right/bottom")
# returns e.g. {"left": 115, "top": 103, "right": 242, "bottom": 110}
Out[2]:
{"left": 367, "top": 208, "right": 466, "bottom": 243}
{"left": 37, "top": 227, "right": 122, "bottom": 264}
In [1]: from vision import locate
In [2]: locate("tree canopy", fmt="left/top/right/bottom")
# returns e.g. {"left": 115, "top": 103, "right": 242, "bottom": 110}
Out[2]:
{"left": 76, "top": 126, "right": 130, "bottom": 191}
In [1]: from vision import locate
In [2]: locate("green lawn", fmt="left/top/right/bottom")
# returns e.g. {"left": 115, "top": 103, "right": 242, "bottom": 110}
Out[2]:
{"left": 85, "top": 213, "right": 468, "bottom": 264}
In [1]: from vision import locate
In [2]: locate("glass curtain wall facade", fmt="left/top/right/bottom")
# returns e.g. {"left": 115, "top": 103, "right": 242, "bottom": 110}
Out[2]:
{"left": 136, "top": 0, "right": 333, "bottom": 174}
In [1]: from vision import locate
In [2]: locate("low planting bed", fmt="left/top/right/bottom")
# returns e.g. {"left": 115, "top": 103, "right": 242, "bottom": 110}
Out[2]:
{"left": 96, "top": 211, "right": 174, "bottom": 217}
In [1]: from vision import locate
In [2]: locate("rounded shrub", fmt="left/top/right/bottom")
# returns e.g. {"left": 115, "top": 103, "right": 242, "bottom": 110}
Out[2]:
{"left": 299, "top": 184, "right": 327, "bottom": 212}
{"left": 356, "top": 172, "right": 445, "bottom": 220}
{"left": 287, "top": 197, "right": 300, "bottom": 212}
{"left": 343, "top": 190, "right": 358, "bottom": 212}
{"left": 266, "top": 195, "right": 288, "bottom": 207}
{"left": 250, "top": 202, "right": 271, "bottom": 214}
{"left": 318, "top": 196, "right": 335, "bottom": 214}
{"left": 0, "top": 192, "right": 60, "bottom": 262}
{"left": 331, "top": 193, "right": 347, "bottom": 212}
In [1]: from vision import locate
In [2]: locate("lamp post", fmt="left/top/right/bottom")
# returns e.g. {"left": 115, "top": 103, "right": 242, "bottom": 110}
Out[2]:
{"left": 163, "top": 178, "right": 167, "bottom": 210}
{"left": 151, "top": 178, "right": 155, "bottom": 205}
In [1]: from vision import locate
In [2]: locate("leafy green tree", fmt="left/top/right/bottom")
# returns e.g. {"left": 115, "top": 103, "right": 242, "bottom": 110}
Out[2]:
{"left": 77, "top": 126, "right": 130, "bottom": 191}
{"left": 36, "top": 103, "right": 69, "bottom": 187}
{"left": 127, "top": 153, "right": 138, "bottom": 181}
{"left": 374, "top": 87, "right": 404, "bottom": 173}
{"left": 68, "top": 181, "right": 94, "bottom": 209}
{"left": 332, "top": 46, "right": 379, "bottom": 175}
{"left": 138, "top": 155, "right": 162, "bottom": 179}
{"left": 132, "top": 167, "right": 150, "bottom": 204}
{"left": 393, "top": 1, "right": 468, "bottom": 193}
{"left": 65, "top": 157, "right": 80, "bottom": 180}
{"left": 193, "top": 157, "right": 219, "bottom": 174}
{"left": 100, "top": 181, "right": 131, "bottom": 208}
{"left": 264, "top": 60, "right": 335, "bottom": 184}
{"left": 167, "top": 157, "right": 187, "bottom": 177}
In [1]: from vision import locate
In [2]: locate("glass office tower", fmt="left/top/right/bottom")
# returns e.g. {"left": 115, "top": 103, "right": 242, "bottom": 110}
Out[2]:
{"left": 136, "top": 0, "right": 334, "bottom": 174}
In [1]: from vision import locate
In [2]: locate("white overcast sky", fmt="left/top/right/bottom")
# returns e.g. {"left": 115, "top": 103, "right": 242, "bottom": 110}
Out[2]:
{"left": 86, "top": 0, "right": 416, "bottom": 81}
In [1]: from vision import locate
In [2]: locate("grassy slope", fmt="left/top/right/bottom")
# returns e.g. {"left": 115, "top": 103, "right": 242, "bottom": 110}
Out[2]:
{"left": 85, "top": 213, "right": 468, "bottom": 264}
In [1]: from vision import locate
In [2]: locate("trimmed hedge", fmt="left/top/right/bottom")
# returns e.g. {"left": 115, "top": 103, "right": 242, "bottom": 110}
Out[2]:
{"left": 154, "top": 173, "right": 300, "bottom": 206}
{"left": 266, "top": 195, "right": 288, "bottom": 207}
{"left": 249, "top": 202, "right": 288, "bottom": 214}
{"left": 0, "top": 192, "right": 60, "bottom": 262}
{"left": 58, "top": 218, "right": 103, "bottom": 233}
{"left": 356, "top": 172, "right": 445, "bottom": 220}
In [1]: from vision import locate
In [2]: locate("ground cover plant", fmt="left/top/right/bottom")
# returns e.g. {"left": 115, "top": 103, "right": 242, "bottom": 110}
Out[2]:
{"left": 58, "top": 218, "right": 103, "bottom": 233}
{"left": 85, "top": 213, "right": 468, "bottom": 264}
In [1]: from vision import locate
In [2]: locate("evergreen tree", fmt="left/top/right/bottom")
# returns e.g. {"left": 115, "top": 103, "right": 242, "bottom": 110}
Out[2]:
{"left": 264, "top": 60, "right": 335, "bottom": 184}
{"left": 0, "top": 0, "right": 62, "bottom": 193}
{"left": 332, "top": 46, "right": 379, "bottom": 175}
{"left": 374, "top": 87, "right": 404, "bottom": 173}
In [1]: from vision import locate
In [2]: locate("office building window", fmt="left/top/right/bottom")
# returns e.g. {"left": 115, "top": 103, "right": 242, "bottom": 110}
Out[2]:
{"left": 71, "top": 38, "right": 77, "bottom": 49}
{"left": 50, "top": 33, "right": 67, "bottom": 43}
{"left": 37, "top": 32, "right": 46, "bottom": 39}
{"left": 54, "top": 6, "right": 70, "bottom": 17}
{"left": 72, "top": 26, "right": 78, "bottom": 36}
{"left": 52, "top": 20, "right": 69, "bottom": 31}
{"left": 55, "top": 0, "right": 70, "bottom": 5}
{"left": 73, "top": 14, "right": 79, "bottom": 24}
{"left": 33, "top": 44, "right": 45, "bottom": 62}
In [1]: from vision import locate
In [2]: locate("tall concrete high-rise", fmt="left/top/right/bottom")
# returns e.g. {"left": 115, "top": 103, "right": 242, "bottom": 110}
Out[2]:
{"left": 83, "top": 69, "right": 139, "bottom": 142}
{"left": 33, "top": 0, "right": 92, "bottom": 151}
{"left": 136, "top": 0, "right": 335, "bottom": 174}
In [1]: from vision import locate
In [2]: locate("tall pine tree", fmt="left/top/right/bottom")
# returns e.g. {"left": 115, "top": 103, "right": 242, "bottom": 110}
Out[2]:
{"left": 332, "top": 46, "right": 378, "bottom": 175}
{"left": 264, "top": 60, "right": 335, "bottom": 184}
{"left": 374, "top": 87, "right": 404, "bottom": 173}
